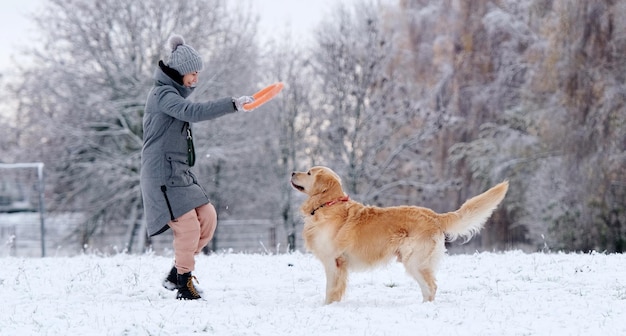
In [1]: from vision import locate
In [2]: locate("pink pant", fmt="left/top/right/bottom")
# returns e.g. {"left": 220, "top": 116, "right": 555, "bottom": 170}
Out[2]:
{"left": 168, "top": 203, "right": 217, "bottom": 274}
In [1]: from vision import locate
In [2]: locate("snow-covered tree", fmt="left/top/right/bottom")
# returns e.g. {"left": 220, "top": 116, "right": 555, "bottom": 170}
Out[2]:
{"left": 308, "top": 1, "right": 438, "bottom": 207}
{"left": 253, "top": 35, "right": 316, "bottom": 251}
{"left": 529, "top": 0, "right": 626, "bottom": 252}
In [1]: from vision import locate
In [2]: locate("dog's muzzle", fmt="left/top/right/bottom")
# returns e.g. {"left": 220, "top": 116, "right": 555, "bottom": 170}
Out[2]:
{"left": 291, "top": 180, "right": 305, "bottom": 192}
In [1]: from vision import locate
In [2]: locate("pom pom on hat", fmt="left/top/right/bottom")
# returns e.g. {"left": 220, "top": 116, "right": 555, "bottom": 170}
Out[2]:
{"left": 168, "top": 35, "right": 186, "bottom": 52}
{"left": 166, "top": 34, "right": 203, "bottom": 75}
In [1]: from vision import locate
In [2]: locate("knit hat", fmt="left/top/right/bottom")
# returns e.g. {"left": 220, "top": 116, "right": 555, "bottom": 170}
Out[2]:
{"left": 166, "top": 34, "right": 203, "bottom": 75}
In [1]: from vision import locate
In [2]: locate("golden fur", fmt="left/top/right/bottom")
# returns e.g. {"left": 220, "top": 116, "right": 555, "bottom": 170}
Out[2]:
{"left": 291, "top": 166, "right": 509, "bottom": 304}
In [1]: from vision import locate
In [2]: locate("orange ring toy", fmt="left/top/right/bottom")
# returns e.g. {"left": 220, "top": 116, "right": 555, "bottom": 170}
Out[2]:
{"left": 243, "top": 82, "right": 284, "bottom": 110}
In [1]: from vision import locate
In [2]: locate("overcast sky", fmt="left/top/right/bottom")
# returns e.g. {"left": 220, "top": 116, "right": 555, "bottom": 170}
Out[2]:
{"left": 0, "top": 0, "right": 341, "bottom": 72}
{"left": 0, "top": 1, "right": 40, "bottom": 70}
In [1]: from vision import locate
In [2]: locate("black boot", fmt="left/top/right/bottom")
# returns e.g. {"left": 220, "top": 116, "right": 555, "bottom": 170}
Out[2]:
{"left": 176, "top": 272, "right": 202, "bottom": 300}
{"left": 164, "top": 266, "right": 204, "bottom": 294}
{"left": 162, "top": 266, "right": 178, "bottom": 291}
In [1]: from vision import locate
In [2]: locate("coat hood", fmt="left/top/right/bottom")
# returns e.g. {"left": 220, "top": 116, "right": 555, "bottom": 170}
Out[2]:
{"left": 153, "top": 62, "right": 195, "bottom": 99}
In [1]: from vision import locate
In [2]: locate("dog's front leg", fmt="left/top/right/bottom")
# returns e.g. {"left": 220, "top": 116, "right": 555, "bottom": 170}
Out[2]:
{"left": 322, "top": 256, "right": 348, "bottom": 304}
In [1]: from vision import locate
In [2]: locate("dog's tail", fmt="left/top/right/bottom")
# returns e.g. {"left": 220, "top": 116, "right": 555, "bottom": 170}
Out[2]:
{"left": 439, "top": 181, "right": 509, "bottom": 242}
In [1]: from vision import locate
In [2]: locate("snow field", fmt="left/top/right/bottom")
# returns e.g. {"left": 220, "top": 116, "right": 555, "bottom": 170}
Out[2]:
{"left": 0, "top": 251, "right": 624, "bottom": 335}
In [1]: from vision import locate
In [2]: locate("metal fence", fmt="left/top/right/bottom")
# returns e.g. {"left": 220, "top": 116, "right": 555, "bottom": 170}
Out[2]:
{"left": 0, "top": 213, "right": 304, "bottom": 257}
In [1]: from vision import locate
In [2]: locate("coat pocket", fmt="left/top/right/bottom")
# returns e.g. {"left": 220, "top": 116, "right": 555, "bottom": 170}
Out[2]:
{"left": 165, "top": 152, "right": 193, "bottom": 187}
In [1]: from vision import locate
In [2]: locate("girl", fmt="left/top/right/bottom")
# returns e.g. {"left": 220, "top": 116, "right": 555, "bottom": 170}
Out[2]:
{"left": 140, "top": 34, "right": 254, "bottom": 300}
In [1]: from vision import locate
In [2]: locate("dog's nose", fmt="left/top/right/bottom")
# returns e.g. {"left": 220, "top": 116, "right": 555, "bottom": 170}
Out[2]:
{"left": 291, "top": 172, "right": 295, "bottom": 176}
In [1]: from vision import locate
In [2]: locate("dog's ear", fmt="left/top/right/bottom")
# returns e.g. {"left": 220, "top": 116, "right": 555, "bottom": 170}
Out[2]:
{"left": 316, "top": 170, "right": 342, "bottom": 194}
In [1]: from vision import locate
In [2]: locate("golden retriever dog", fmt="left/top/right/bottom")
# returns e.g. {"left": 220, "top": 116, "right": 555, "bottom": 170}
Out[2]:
{"left": 290, "top": 166, "right": 509, "bottom": 304}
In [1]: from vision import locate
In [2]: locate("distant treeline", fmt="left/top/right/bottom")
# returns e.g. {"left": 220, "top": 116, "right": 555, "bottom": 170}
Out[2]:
{"left": 2, "top": 0, "right": 624, "bottom": 252}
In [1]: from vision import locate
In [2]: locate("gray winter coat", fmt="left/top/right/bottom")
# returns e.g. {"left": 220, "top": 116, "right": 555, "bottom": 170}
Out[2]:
{"left": 141, "top": 65, "right": 237, "bottom": 236}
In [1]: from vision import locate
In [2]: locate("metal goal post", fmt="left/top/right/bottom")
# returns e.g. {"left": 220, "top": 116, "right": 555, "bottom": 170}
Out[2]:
{"left": 0, "top": 162, "right": 46, "bottom": 257}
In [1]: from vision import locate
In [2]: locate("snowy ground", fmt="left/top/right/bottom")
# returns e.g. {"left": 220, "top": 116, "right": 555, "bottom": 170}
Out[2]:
{"left": 1, "top": 251, "right": 624, "bottom": 335}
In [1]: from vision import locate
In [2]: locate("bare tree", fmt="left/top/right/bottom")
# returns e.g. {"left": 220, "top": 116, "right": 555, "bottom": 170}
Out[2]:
{"left": 256, "top": 35, "right": 316, "bottom": 251}
{"left": 308, "top": 1, "right": 438, "bottom": 208}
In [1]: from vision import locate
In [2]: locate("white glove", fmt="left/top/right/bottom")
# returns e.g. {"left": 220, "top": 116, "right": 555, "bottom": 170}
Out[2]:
{"left": 233, "top": 96, "right": 255, "bottom": 112}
